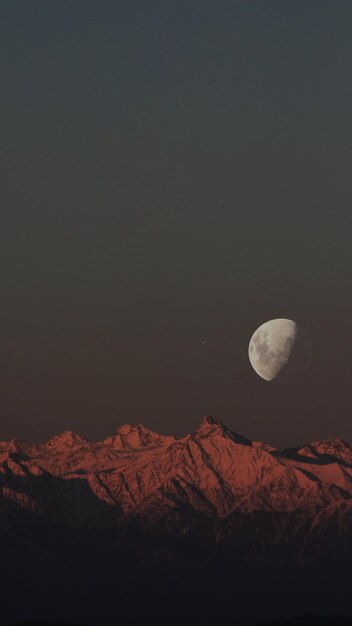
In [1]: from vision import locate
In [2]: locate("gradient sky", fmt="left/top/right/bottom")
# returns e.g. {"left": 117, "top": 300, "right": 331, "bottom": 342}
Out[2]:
{"left": 1, "top": 0, "right": 352, "bottom": 447}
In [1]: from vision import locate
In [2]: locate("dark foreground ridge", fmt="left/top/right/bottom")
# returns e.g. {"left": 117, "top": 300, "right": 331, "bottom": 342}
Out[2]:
{"left": 1, "top": 416, "right": 352, "bottom": 624}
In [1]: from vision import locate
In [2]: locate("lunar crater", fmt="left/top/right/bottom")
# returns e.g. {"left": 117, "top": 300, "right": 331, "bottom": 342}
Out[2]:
{"left": 248, "top": 318, "right": 310, "bottom": 382}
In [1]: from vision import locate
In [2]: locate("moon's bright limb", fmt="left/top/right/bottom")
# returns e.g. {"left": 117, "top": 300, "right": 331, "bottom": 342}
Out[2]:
{"left": 248, "top": 318, "right": 309, "bottom": 382}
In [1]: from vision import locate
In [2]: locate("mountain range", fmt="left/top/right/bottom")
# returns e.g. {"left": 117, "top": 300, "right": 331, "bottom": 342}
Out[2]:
{"left": 2, "top": 415, "right": 352, "bottom": 534}
{"left": 2, "top": 415, "right": 352, "bottom": 624}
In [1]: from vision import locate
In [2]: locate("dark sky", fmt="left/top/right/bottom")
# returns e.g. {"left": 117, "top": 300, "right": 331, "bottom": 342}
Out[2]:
{"left": 1, "top": 0, "right": 352, "bottom": 447}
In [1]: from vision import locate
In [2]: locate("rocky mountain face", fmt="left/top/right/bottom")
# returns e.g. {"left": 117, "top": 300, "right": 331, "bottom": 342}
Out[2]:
{"left": 0, "top": 414, "right": 352, "bottom": 561}
{"left": 1, "top": 416, "right": 352, "bottom": 624}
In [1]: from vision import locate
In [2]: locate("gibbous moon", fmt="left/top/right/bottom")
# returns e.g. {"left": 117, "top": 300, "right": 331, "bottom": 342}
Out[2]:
{"left": 248, "top": 318, "right": 310, "bottom": 382}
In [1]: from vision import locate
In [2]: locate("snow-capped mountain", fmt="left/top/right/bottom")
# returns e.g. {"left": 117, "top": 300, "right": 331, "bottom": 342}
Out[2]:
{"left": 0, "top": 414, "right": 351, "bottom": 557}
{"left": 1, "top": 415, "right": 352, "bottom": 624}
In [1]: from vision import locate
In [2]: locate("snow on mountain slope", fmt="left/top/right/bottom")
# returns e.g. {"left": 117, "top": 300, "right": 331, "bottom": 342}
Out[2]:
{"left": 44, "top": 430, "right": 88, "bottom": 451}
{"left": 299, "top": 438, "right": 352, "bottom": 464}
{"left": 0, "top": 415, "right": 351, "bottom": 545}
{"left": 103, "top": 423, "right": 176, "bottom": 449}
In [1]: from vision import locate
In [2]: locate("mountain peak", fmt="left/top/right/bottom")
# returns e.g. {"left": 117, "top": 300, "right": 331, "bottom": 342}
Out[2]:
{"left": 0, "top": 437, "right": 29, "bottom": 454}
{"left": 200, "top": 414, "right": 224, "bottom": 427}
{"left": 307, "top": 438, "right": 352, "bottom": 464}
{"left": 196, "top": 415, "right": 252, "bottom": 446}
{"left": 311, "top": 437, "right": 350, "bottom": 448}
{"left": 105, "top": 423, "right": 175, "bottom": 449}
{"left": 44, "top": 431, "right": 88, "bottom": 450}
{"left": 114, "top": 423, "right": 153, "bottom": 436}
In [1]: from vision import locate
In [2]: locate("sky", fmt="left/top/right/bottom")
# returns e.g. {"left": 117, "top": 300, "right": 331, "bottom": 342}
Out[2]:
{"left": 1, "top": 0, "right": 352, "bottom": 447}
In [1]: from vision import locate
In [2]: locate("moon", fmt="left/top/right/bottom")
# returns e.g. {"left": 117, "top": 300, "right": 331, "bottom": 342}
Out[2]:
{"left": 248, "top": 318, "right": 310, "bottom": 382}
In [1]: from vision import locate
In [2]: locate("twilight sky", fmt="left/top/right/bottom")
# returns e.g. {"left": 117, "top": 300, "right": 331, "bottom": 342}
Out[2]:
{"left": 1, "top": 0, "right": 352, "bottom": 447}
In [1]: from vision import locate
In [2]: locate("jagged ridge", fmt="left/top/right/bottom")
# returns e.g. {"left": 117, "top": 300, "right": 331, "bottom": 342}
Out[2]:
{"left": 0, "top": 415, "right": 351, "bottom": 564}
